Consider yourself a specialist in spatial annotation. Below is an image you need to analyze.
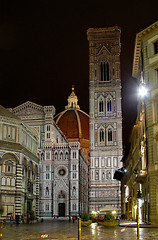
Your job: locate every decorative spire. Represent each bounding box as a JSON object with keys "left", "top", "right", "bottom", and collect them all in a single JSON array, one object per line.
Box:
[{"left": 65, "top": 86, "right": 80, "bottom": 109}]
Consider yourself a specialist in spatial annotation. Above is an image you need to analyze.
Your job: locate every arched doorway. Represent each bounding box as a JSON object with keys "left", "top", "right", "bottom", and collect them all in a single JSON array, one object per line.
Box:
[
  {"left": 58, "top": 203, "right": 65, "bottom": 217},
  {"left": 58, "top": 191, "right": 66, "bottom": 217}
]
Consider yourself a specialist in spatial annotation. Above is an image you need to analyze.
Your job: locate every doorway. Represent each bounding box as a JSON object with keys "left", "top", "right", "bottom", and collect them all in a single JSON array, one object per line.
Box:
[{"left": 58, "top": 203, "right": 65, "bottom": 217}]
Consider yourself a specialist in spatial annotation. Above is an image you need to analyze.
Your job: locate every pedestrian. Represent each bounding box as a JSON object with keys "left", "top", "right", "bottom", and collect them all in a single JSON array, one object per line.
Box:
[
  {"left": 72, "top": 216, "right": 75, "bottom": 223},
  {"left": 10, "top": 214, "right": 14, "bottom": 226}
]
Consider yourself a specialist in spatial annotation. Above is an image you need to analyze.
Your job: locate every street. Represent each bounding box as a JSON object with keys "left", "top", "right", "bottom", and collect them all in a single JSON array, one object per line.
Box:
[{"left": 2, "top": 220, "right": 158, "bottom": 240}]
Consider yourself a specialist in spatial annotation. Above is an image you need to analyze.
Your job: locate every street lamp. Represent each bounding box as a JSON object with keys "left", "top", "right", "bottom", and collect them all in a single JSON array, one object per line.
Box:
[
  {"left": 137, "top": 190, "right": 142, "bottom": 239},
  {"left": 138, "top": 84, "right": 148, "bottom": 98}
]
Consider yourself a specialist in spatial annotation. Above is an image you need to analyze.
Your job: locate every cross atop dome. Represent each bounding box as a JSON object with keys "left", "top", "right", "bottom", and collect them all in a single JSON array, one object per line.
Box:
[{"left": 65, "top": 85, "right": 80, "bottom": 110}]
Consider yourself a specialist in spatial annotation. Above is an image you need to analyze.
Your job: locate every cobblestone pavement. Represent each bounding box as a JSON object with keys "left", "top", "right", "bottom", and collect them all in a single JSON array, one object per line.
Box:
[{"left": 2, "top": 221, "right": 158, "bottom": 240}]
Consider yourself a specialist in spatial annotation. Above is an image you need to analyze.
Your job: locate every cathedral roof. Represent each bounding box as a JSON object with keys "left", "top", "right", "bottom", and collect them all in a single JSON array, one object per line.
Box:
[
  {"left": 0, "top": 105, "right": 20, "bottom": 120},
  {"left": 55, "top": 87, "right": 89, "bottom": 141}
]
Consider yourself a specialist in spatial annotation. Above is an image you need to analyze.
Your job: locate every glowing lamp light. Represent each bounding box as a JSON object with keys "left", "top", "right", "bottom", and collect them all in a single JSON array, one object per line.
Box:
[
  {"left": 138, "top": 85, "right": 148, "bottom": 98},
  {"left": 92, "top": 211, "right": 97, "bottom": 215},
  {"left": 112, "top": 211, "right": 116, "bottom": 214}
]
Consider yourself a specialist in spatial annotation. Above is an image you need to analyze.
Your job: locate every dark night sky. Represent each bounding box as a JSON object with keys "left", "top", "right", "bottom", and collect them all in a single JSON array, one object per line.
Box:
[{"left": 0, "top": 0, "right": 157, "bottom": 146}]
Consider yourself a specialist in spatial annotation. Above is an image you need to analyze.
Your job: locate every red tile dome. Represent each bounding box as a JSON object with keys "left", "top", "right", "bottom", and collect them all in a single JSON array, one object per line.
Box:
[
  {"left": 56, "top": 108, "right": 89, "bottom": 141},
  {"left": 55, "top": 87, "right": 89, "bottom": 160}
]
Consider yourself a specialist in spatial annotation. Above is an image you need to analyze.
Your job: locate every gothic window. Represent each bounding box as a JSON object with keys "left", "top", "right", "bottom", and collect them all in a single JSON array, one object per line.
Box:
[
  {"left": 100, "top": 62, "right": 109, "bottom": 81},
  {"left": 65, "top": 152, "right": 68, "bottom": 159},
  {"left": 60, "top": 152, "right": 63, "bottom": 160},
  {"left": 106, "top": 171, "right": 111, "bottom": 179},
  {"left": 99, "top": 100, "right": 104, "bottom": 112},
  {"left": 99, "top": 129, "right": 105, "bottom": 143},
  {"left": 107, "top": 99, "right": 112, "bottom": 112},
  {"left": 102, "top": 171, "right": 105, "bottom": 180},
  {"left": 54, "top": 152, "right": 58, "bottom": 160},
  {"left": 72, "top": 186, "right": 76, "bottom": 195},
  {"left": 41, "top": 153, "right": 44, "bottom": 160},
  {"left": 108, "top": 129, "right": 113, "bottom": 142}
]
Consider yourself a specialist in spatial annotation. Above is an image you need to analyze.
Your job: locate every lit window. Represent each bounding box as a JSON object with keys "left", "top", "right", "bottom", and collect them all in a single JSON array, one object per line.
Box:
[{"left": 99, "top": 129, "right": 104, "bottom": 143}]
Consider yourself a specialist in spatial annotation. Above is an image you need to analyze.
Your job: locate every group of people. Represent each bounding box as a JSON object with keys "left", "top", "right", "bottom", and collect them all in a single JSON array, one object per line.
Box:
[{"left": 10, "top": 214, "right": 20, "bottom": 226}]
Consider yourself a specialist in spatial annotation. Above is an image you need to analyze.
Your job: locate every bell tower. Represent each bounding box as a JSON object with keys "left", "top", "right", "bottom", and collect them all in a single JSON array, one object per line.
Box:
[{"left": 87, "top": 27, "right": 123, "bottom": 213}]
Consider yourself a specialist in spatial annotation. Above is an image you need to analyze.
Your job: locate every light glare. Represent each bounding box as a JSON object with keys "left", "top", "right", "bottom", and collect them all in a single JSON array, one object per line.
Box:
[{"left": 138, "top": 85, "right": 148, "bottom": 97}]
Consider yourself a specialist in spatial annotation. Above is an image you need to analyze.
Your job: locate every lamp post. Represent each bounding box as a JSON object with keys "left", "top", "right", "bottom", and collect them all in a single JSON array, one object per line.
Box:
[{"left": 137, "top": 190, "right": 142, "bottom": 239}]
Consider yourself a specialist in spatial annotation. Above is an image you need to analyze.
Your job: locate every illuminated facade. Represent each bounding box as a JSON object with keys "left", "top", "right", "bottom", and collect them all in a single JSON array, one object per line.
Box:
[
  {"left": 0, "top": 105, "right": 39, "bottom": 221},
  {"left": 87, "top": 27, "right": 123, "bottom": 213},
  {"left": 11, "top": 89, "right": 89, "bottom": 220},
  {"left": 132, "top": 20, "right": 158, "bottom": 224},
  {"left": 121, "top": 20, "right": 158, "bottom": 224}
]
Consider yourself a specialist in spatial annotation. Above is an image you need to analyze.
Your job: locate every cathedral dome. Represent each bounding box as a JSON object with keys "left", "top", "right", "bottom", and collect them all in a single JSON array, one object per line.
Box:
[
  {"left": 56, "top": 108, "right": 89, "bottom": 141},
  {"left": 55, "top": 87, "right": 89, "bottom": 159}
]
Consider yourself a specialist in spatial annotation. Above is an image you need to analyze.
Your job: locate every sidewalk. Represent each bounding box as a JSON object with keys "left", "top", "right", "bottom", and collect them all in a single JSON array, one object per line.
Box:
[{"left": 119, "top": 220, "right": 158, "bottom": 228}]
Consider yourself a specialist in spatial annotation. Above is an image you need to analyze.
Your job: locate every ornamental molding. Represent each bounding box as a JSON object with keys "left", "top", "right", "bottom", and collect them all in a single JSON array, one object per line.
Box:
[{"left": 11, "top": 101, "right": 56, "bottom": 116}]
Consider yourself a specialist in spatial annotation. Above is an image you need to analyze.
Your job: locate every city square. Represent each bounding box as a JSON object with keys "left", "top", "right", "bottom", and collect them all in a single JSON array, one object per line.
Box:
[{"left": 2, "top": 220, "right": 158, "bottom": 240}]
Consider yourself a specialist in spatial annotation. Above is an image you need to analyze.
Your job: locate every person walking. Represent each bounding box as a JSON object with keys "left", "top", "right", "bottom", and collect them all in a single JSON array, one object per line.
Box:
[{"left": 10, "top": 214, "right": 14, "bottom": 226}]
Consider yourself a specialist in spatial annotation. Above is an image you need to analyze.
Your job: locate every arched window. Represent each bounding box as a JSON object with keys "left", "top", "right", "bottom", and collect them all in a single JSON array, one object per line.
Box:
[
  {"left": 1, "top": 177, "right": 6, "bottom": 185},
  {"left": 102, "top": 171, "right": 105, "bottom": 180},
  {"left": 72, "top": 186, "right": 76, "bottom": 196},
  {"left": 60, "top": 152, "right": 63, "bottom": 160},
  {"left": 46, "top": 187, "right": 49, "bottom": 196},
  {"left": 99, "top": 100, "right": 103, "bottom": 112},
  {"left": 107, "top": 99, "right": 112, "bottom": 112},
  {"left": 100, "top": 62, "right": 109, "bottom": 81},
  {"left": 65, "top": 152, "right": 68, "bottom": 159},
  {"left": 54, "top": 152, "right": 58, "bottom": 160},
  {"left": 5, "top": 160, "right": 13, "bottom": 173},
  {"left": 108, "top": 129, "right": 113, "bottom": 142},
  {"left": 99, "top": 129, "right": 104, "bottom": 143}
]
